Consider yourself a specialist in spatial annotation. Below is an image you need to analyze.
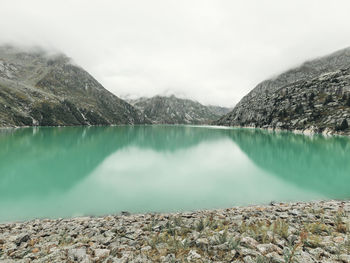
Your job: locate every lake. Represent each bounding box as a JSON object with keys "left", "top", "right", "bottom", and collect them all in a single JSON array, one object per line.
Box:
[{"left": 1, "top": 125, "right": 350, "bottom": 222}]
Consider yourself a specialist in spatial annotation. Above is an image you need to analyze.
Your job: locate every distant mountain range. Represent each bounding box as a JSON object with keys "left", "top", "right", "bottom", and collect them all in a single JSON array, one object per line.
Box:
[
  {"left": 0, "top": 45, "right": 231, "bottom": 127},
  {"left": 0, "top": 45, "right": 147, "bottom": 127},
  {"left": 217, "top": 47, "right": 350, "bottom": 135},
  {"left": 3, "top": 44, "right": 350, "bottom": 135},
  {"left": 128, "top": 95, "right": 231, "bottom": 124}
]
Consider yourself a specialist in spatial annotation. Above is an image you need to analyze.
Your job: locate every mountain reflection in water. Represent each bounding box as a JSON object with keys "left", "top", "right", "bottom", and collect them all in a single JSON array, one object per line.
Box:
[{"left": 0, "top": 126, "right": 349, "bottom": 222}]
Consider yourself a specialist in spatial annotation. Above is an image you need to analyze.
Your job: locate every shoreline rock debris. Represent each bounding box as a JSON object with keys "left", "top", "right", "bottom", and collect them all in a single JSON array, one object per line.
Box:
[{"left": 0, "top": 200, "right": 350, "bottom": 262}]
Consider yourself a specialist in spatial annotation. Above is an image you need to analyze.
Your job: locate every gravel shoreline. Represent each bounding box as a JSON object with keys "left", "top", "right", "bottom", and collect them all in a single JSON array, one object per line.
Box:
[{"left": 1, "top": 200, "right": 350, "bottom": 263}]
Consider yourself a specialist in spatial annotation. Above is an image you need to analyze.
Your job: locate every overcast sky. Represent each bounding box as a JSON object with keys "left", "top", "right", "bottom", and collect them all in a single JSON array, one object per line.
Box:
[{"left": 1, "top": 0, "right": 350, "bottom": 107}]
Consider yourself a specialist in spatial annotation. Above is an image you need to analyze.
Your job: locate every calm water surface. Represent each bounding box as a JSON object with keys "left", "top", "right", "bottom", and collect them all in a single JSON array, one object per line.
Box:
[{"left": 1, "top": 125, "right": 350, "bottom": 222}]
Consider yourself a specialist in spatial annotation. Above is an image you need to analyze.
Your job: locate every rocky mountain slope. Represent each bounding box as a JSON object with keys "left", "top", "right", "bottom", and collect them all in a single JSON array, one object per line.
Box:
[
  {"left": 0, "top": 45, "right": 147, "bottom": 127},
  {"left": 129, "top": 95, "right": 230, "bottom": 124},
  {"left": 206, "top": 105, "right": 232, "bottom": 116},
  {"left": 217, "top": 47, "right": 350, "bottom": 135}
]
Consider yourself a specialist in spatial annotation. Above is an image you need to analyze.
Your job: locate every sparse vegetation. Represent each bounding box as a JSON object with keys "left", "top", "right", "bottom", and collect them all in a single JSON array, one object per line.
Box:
[
  {"left": 273, "top": 219, "right": 289, "bottom": 240},
  {"left": 1, "top": 199, "right": 350, "bottom": 262}
]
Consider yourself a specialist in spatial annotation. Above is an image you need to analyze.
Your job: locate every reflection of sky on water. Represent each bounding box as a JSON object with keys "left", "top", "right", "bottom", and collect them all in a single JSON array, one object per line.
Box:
[
  {"left": 0, "top": 134, "right": 325, "bottom": 225},
  {"left": 72, "top": 140, "right": 323, "bottom": 213}
]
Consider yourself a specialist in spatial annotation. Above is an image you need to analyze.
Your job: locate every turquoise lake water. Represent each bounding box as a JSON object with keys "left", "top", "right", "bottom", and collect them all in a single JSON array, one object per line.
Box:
[{"left": 1, "top": 125, "right": 350, "bottom": 222}]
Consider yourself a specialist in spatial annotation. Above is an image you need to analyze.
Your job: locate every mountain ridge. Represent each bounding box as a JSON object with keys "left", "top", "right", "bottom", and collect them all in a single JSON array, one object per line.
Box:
[
  {"left": 237, "top": 47, "right": 350, "bottom": 108},
  {"left": 216, "top": 47, "right": 350, "bottom": 135},
  {"left": 0, "top": 45, "right": 148, "bottom": 127},
  {"left": 129, "top": 95, "right": 231, "bottom": 124}
]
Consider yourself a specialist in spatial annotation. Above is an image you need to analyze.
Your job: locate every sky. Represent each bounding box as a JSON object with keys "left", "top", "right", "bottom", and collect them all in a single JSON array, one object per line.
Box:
[{"left": 1, "top": 0, "right": 350, "bottom": 107}]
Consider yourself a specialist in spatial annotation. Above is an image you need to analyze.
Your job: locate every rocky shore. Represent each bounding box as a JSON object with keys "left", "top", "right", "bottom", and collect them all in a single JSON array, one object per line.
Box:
[{"left": 1, "top": 200, "right": 350, "bottom": 263}]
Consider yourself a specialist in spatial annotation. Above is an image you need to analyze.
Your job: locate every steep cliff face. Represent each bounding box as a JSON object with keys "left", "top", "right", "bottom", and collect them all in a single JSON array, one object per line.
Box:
[
  {"left": 129, "top": 95, "right": 229, "bottom": 124},
  {"left": 217, "top": 47, "right": 350, "bottom": 135},
  {"left": 0, "top": 45, "right": 147, "bottom": 127}
]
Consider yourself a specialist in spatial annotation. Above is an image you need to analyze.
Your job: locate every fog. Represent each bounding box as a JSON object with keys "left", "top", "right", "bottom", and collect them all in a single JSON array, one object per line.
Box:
[{"left": 1, "top": 0, "right": 350, "bottom": 106}]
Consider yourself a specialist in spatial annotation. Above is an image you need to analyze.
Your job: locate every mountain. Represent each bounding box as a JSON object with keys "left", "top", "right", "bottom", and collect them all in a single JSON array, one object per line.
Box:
[
  {"left": 206, "top": 105, "right": 232, "bottom": 116},
  {"left": 0, "top": 45, "right": 147, "bottom": 127},
  {"left": 129, "top": 95, "right": 230, "bottom": 124},
  {"left": 216, "top": 47, "right": 350, "bottom": 135}
]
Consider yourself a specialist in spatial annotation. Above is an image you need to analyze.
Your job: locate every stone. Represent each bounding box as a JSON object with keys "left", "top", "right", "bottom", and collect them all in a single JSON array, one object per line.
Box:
[
  {"left": 296, "top": 251, "right": 317, "bottom": 263},
  {"left": 161, "top": 253, "right": 176, "bottom": 263},
  {"left": 333, "top": 236, "right": 344, "bottom": 243},
  {"left": 15, "top": 234, "right": 30, "bottom": 246},
  {"left": 32, "top": 247, "right": 40, "bottom": 253},
  {"left": 243, "top": 255, "right": 255, "bottom": 263},
  {"left": 240, "top": 247, "right": 260, "bottom": 257},
  {"left": 196, "top": 238, "right": 209, "bottom": 247},
  {"left": 339, "top": 254, "right": 350, "bottom": 263},
  {"left": 94, "top": 248, "right": 110, "bottom": 259},
  {"left": 140, "top": 246, "right": 152, "bottom": 252},
  {"left": 241, "top": 236, "right": 259, "bottom": 248},
  {"left": 213, "top": 243, "right": 228, "bottom": 251},
  {"left": 289, "top": 209, "right": 300, "bottom": 216},
  {"left": 68, "top": 248, "right": 89, "bottom": 261},
  {"left": 187, "top": 250, "right": 201, "bottom": 261},
  {"left": 121, "top": 211, "right": 131, "bottom": 216},
  {"left": 257, "top": 243, "right": 282, "bottom": 255},
  {"left": 266, "top": 252, "right": 284, "bottom": 263}
]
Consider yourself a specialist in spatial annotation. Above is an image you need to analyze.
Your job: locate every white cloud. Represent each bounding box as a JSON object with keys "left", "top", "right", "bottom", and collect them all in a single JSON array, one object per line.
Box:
[{"left": 1, "top": 0, "right": 350, "bottom": 106}]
